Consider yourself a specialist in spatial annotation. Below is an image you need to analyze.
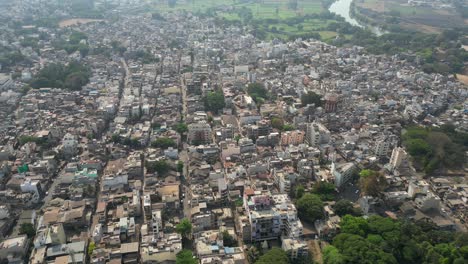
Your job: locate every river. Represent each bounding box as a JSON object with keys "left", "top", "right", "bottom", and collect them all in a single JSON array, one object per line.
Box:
[{"left": 328, "top": 0, "right": 386, "bottom": 36}]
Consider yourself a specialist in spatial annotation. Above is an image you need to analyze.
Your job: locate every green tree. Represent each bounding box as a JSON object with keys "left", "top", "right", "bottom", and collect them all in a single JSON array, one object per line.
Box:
[
  {"left": 296, "top": 193, "right": 324, "bottom": 223},
  {"left": 255, "top": 247, "right": 288, "bottom": 264},
  {"left": 203, "top": 91, "right": 225, "bottom": 114},
  {"left": 151, "top": 137, "right": 176, "bottom": 149},
  {"left": 323, "top": 245, "right": 346, "bottom": 264},
  {"left": 281, "top": 124, "right": 295, "bottom": 131},
  {"left": 340, "top": 215, "right": 369, "bottom": 237},
  {"left": 176, "top": 249, "right": 198, "bottom": 264},
  {"left": 222, "top": 231, "right": 238, "bottom": 247},
  {"left": 332, "top": 233, "right": 397, "bottom": 264},
  {"left": 19, "top": 223, "right": 36, "bottom": 238},
  {"left": 247, "top": 83, "right": 268, "bottom": 103},
  {"left": 333, "top": 199, "right": 360, "bottom": 216},
  {"left": 146, "top": 160, "right": 170, "bottom": 175},
  {"left": 301, "top": 91, "right": 323, "bottom": 107},
  {"left": 312, "top": 181, "right": 336, "bottom": 201},
  {"left": 174, "top": 123, "right": 188, "bottom": 135},
  {"left": 406, "top": 139, "right": 432, "bottom": 156},
  {"left": 177, "top": 161, "right": 184, "bottom": 173},
  {"left": 359, "top": 169, "right": 387, "bottom": 197},
  {"left": 295, "top": 185, "right": 305, "bottom": 199},
  {"left": 176, "top": 218, "right": 192, "bottom": 238},
  {"left": 88, "top": 241, "right": 95, "bottom": 256},
  {"left": 271, "top": 117, "right": 284, "bottom": 130}
]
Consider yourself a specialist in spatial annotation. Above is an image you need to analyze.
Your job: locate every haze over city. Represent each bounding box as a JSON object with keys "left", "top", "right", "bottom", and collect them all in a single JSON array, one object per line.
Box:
[{"left": 0, "top": 0, "right": 467, "bottom": 264}]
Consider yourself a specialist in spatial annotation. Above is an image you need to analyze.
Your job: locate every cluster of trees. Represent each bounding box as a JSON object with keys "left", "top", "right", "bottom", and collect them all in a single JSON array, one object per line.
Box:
[
  {"left": 145, "top": 160, "right": 170, "bottom": 175},
  {"left": 110, "top": 41, "right": 127, "bottom": 56},
  {"left": 175, "top": 218, "right": 192, "bottom": 238},
  {"left": 19, "top": 223, "right": 36, "bottom": 238},
  {"left": 69, "top": 0, "right": 103, "bottom": 18},
  {"left": 324, "top": 215, "right": 468, "bottom": 264},
  {"left": 255, "top": 248, "right": 289, "bottom": 264},
  {"left": 402, "top": 126, "right": 466, "bottom": 174},
  {"left": 0, "top": 51, "right": 28, "bottom": 70},
  {"left": 30, "top": 62, "right": 90, "bottom": 90},
  {"left": 247, "top": 83, "right": 268, "bottom": 104},
  {"left": 301, "top": 91, "right": 323, "bottom": 107},
  {"left": 151, "top": 137, "right": 177, "bottom": 149},
  {"left": 312, "top": 181, "right": 336, "bottom": 201},
  {"left": 271, "top": 117, "right": 295, "bottom": 132},
  {"left": 19, "top": 135, "right": 46, "bottom": 146},
  {"left": 132, "top": 49, "right": 159, "bottom": 64},
  {"left": 333, "top": 199, "right": 362, "bottom": 217},
  {"left": 222, "top": 230, "right": 238, "bottom": 247},
  {"left": 110, "top": 134, "right": 141, "bottom": 148},
  {"left": 203, "top": 91, "right": 225, "bottom": 114},
  {"left": 249, "top": 246, "right": 311, "bottom": 264},
  {"left": 176, "top": 249, "right": 198, "bottom": 264},
  {"left": 53, "top": 31, "right": 90, "bottom": 57},
  {"left": 296, "top": 193, "right": 324, "bottom": 223},
  {"left": 335, "top": 27, "right": 468, "bottom": 74},
  {"left": 174, "top": 123, "right": 188, "bottom": 135},
  {"left": 358, "top": 169, "right": 387, "bottom": 197}
]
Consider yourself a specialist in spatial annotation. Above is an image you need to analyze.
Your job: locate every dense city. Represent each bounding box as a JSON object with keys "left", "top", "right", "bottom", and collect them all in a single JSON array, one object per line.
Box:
[{"left": 0, "top": 0, "right": 467, "bottom": 264}]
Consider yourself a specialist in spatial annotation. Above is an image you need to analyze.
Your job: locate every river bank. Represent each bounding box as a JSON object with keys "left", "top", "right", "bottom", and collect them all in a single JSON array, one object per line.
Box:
[{"left": 328, "top": 0, "right": 386, "bottom": 36}]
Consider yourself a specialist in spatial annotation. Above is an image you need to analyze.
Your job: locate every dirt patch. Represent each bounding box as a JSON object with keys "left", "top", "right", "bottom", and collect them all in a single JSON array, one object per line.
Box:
[
  {"left": 399, "top": 21, "right": 441, "bottom": 34},
  {"left": 308, "top": 240, "right": 324, "bottom": 264},
  {"left": 358, "top": 0, "right": 386, "bottom": 13},
  {"left": 456, "top": 74, "right": 468, "bottom": 86},
  {"left": 59, "top": 18, "right": 105, "bottom": 28}
]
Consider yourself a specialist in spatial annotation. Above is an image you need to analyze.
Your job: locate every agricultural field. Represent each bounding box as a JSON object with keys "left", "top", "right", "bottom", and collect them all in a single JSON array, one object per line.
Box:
[
  {"left": 151, "top": 0, "right": 324, "bottom": 17},
  {"left": 354, "top": 0, "right": 466, "bottom": 33},
  {"left": 150, "top": 0, "right": 340, "bottom": 41}
]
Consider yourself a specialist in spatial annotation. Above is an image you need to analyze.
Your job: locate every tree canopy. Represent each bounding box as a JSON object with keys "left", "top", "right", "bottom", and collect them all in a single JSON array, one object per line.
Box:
[
  {"left": 312, "top": 181, "right": 336, "bottom": 201},
  {"left": 247, "top": 83, "right": 268, "bottom": 103},
  {"left": 19, "top": 223, "right": 36, "bottom": 238},
  {"left": 324, "top": 215, "right": 468, "bottom": 264},
  {"left": 222, "top": 231, "right": 238, "bottom": 247},
  {"left": 176, "top": 218, "right": 192, "bottom": 238},
  {"left": 301, "top": 91, "right": 323, "bottom": 107},
  {"left": 358, "top": 169, "right": 387, "bottom": 197},
  {"left": 30, "top": 62, "right": 90, "bottom": 90},
  {"left": 296, "top": 193, "right": 324, "bottom": 223},
  {"left": 176, "top": 249, "right": 198, "bottom": 264},
  {"left": 174, "top": 123, "right": 188, "bottom": 135},
  {"left": 151, "top": 137, "right": 177, "bottom": 149},
  {"left": 146, "top": 160, "right": 170, "bottom": 175},
  {"left": 203, "top": 91, "right": 225, "bottom": 114},
  {"left": 255, "top": 247, "right": 289, "bottom": 264},
  {"left": 333, "top": 199, "right": 361, "bottom": 217},
  {"left": 402, "top": 126, "right": 466, "bottom": 174}
]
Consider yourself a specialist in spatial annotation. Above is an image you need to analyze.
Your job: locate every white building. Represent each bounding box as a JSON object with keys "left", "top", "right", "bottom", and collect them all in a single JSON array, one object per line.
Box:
[
  {"left": 62, "top": 133, "right": 78, "bottom": 157},
  {"left": 388, "top": 147, "right": 407, "bottom": 171},
  {"left": 332, "top": 162, "right": 356, "bottom": 188},
  {"left": 282, "top": 238, "right": 309, "bottom": 261},
  {"left": 164, "top": 147, "right": 178, "bottom": 159},
  {"left": 375, "top": 138, "right": 390, "bottom": 157},
  {"left": 305, "top": 122, "right": 330, "bottom": 146}
]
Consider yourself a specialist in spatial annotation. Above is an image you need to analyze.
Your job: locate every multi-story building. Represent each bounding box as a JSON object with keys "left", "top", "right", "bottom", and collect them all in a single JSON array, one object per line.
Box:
[
  {"left": 188, "top": 121, "right": 212, "bottom": 145},
  {"left": 332, "top": 161, "right": 356, "bottom": 188},
  {"left": 282, "top": 238, "right": 309, "bottom": 261},
  {"left": 374, "top": 138, "right": 390, "bottom": 158},
  {"left": 62, "top": 133, "right": 78, "bottom": 158},
  {"left": 388, "top": 147, "right": 407, "bottom": 171},
  {"left": 305, "top": 122, "right": 330, "bottom": 146},
  {"left": 244, "top": 191, "right": 303, "bottom": 242},
  {"left": 280, "top": 130, "right": 305, "bottom": 146}
]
